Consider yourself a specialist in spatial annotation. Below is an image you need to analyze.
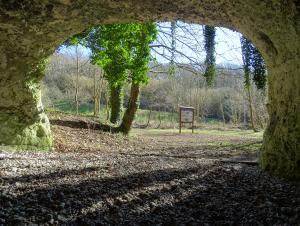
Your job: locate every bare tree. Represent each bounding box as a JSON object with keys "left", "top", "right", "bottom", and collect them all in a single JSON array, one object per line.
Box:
[{"left": 93, "top": 68, "right": 104, "bottom": 116}]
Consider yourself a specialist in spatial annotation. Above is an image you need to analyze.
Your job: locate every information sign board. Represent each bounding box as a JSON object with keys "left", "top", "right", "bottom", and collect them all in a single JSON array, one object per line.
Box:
[{"left": 179, "top": 106, "right": 194, "bottom": 133}]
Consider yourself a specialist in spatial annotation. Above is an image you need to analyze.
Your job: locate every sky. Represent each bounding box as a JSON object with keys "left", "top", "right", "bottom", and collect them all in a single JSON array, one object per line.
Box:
[
  {"left": 214, "top": 27, "right": 243, "bottom": 65},
  {"left": 152, "top": 22, "right": 243, "bottom": 66},
  {"left": 59, "top": 22, "right": 243, "bottom": 67}
]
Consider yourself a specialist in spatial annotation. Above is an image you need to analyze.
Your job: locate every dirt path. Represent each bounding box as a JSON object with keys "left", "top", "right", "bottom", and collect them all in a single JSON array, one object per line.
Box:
[{"left": 0, "top": 114, "right": 299, "bottom": 225}]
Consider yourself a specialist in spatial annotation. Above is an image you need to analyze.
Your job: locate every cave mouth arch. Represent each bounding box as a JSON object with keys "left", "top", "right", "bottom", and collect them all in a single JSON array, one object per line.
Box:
[{"left": 0, "top": 0, "right": 299, "bottom": 180}]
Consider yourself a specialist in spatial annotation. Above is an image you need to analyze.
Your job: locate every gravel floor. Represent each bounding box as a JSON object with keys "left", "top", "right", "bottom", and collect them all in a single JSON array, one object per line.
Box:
[{"left": 0, "top": 114, "right": 299, "bottom": 225}]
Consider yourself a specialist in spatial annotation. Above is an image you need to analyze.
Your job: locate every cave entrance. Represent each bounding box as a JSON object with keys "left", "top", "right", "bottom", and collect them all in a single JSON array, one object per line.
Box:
[{"left": 0, "top": 1, "right": 299, "bottom": 179}]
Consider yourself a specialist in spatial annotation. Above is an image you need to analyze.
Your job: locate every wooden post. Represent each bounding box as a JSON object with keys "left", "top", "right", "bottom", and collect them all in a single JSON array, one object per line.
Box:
[
  {"left": 179, "top": 108, "right": 181, "bottom": 133},
  {"left": 192, "top": 108, "right": 194, "bottom": 133}
]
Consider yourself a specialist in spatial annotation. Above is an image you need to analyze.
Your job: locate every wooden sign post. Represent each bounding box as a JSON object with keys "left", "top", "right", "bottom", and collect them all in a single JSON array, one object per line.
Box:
[{"left": 179, "top": 106, "right": 194, "bottom": 133}]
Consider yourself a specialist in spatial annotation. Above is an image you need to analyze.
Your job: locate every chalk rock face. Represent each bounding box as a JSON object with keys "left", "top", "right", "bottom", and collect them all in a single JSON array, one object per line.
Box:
[
  {"left": 0, "top": 0, "right": 299, "bottom": 179},
  {"left": 0, "top": 55, "right": 52, "bottom": 150}
]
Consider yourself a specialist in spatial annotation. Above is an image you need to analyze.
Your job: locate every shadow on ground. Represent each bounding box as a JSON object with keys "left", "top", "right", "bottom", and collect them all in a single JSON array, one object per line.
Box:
[
  {"left": 50, "top": 119, "right": 112, "bottom": 132},
  {"left": 1, "top": 163, "right": 299, "bottom": 225},
  {"left": 117, "top": 141, "right": 262, "bottom": 161}
]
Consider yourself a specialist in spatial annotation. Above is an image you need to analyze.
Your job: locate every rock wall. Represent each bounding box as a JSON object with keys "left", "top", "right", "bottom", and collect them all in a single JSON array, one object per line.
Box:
[{"left": 0, "top": 0, "right": 299, "bottom": 178}]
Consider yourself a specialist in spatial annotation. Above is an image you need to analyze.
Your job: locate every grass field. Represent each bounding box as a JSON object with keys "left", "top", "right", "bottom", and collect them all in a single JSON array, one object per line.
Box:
[
  {"left": 139, "top": 128, "right": 264, "bottom": 138},
  {"left": 46, "top": 101, "right": 256, "bottom": 131}
]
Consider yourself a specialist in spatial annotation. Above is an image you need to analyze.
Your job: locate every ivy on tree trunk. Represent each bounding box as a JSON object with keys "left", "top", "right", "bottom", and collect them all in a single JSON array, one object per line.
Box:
[
  {"left": 203, "top": 25, "right": 216, "bottom": 87},
  {"left": 109, "top": 84, "right": 123, "bottom": 124},
  {"left": 240, "top": 35, "right": 266, "bottom": 132},
  {"left": 240, "top": 35, "right": 267, "bottom": 90},
  {"left": 117, "top": 82, "right": 140, "bottom": 134}
]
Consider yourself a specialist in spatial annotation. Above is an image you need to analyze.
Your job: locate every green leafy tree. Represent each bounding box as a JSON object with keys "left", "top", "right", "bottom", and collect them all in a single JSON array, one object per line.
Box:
[
  {"left": 87, "top": 25, "right": 132, "bottom": 123},
  {"left": 70, "top": 22, "right": 157, "bottom": 132},
  {"left": 118, "top": 22, "right": 157, "bottom": 134}
]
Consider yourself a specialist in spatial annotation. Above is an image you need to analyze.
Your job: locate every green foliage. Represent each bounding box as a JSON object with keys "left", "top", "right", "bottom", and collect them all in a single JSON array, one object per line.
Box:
[
  {"left": 74, "top": 22, "right": 157, "bottom": 86},
  {"left": 240, "top": 35, "right": 267, "bottom": 90},
  {"left": 68, "top": 22, "right": 157, "bottom": 124},
  {"left": 129, "top": 23, "right": 158, "bottom": 84},
  {"left": 203, "top": 25, "right": 216, "bottom": 87},
  {"left": 240, "top": 36, "right": 252, "bottom": 88},
  {"left": 48, "top": 101, "right": 94, "bottom": 115},
  {"left": 252, "top": 48, "right": 267, "bottom": 89}
]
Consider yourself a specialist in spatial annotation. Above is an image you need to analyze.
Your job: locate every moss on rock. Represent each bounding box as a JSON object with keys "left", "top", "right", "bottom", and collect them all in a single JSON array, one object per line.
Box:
[
  {"left": 0, "top": 52, "right": 52, "bottom": 151},
  {"left": 0, "top": 112, "right": 52, "bottom": 151},
  {"left": 260, "top": 58, "right": 300, "bottom": 181}
]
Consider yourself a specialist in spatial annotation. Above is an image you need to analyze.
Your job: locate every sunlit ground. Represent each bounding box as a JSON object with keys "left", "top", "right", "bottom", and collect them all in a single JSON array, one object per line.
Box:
[{"left": 1, "top": 114, "right": 299, "bottom": 225}]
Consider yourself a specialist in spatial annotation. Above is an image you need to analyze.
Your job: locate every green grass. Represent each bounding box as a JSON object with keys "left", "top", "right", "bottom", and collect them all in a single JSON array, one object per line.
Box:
[
  {"left": 140, "top": 128, "right": 263, "bottom": 138},
  {"left": 47, "top": 101, "right": 95, "bottom": 115},
  {"left": 46, "top": 102, "right": 178, "bottom": 124},
  {"left": 203, "top": 140, "right": 262, "bottom": 150},
  {"left": 46, "top": 101, "right": 110, "bottom": 121},
  {"left": 46, "top": 102, "right": 265, "bottom": 135},
  {"left": 134, "top": 109, "right": 177, "bottom": 124},
  {"left": 131, "top": 127, "right": 263, "bottom": 155}
]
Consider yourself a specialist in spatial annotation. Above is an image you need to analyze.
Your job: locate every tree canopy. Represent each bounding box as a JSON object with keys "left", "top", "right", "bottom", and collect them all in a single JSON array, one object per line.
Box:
[
  {"left": 72, "top": 22, "right": 157, "bottom": 87},
  {"left": 68, "top": 22, "right": 157, "bottom": 124}
]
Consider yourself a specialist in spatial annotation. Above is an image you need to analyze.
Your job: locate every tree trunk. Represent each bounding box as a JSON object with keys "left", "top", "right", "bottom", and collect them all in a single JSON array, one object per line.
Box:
[
  {"left": 93, "top": 69, "right": 103, "bottom": 117},
  {"left": 109, "top": 84, "right": 122, "bottom": 124},
  {"left": 105, "top": 89, "right": 110, "bottom": 121},
  {"left": 98, "top": 81, "right": 103, "bottom": 114},
  {"left": 145, "top": 109, "right": 152, "bottom": 127},
  {"left": 246, "top": 84, "right": 257, "bottom": 132},
  {"left": 94, "top": 96, "right": 100, "bottom": 116},
  {"left": 117, "top": 82, "right": 140, "bottom": 134},
  {"left": 93, "top": 69, "right": 98, "bottom": 116},
  {"left": 156, "top": 107, "right": 162, "bottom": 129},
  {"left": 220, "top": 102, "right": 225, "bottom": 127},
  {"left": 243, "top": 99, "right": 247, "bottom": 128},
  {"left": 75, "top": 45, "right": 79, "bottom": 115}
]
